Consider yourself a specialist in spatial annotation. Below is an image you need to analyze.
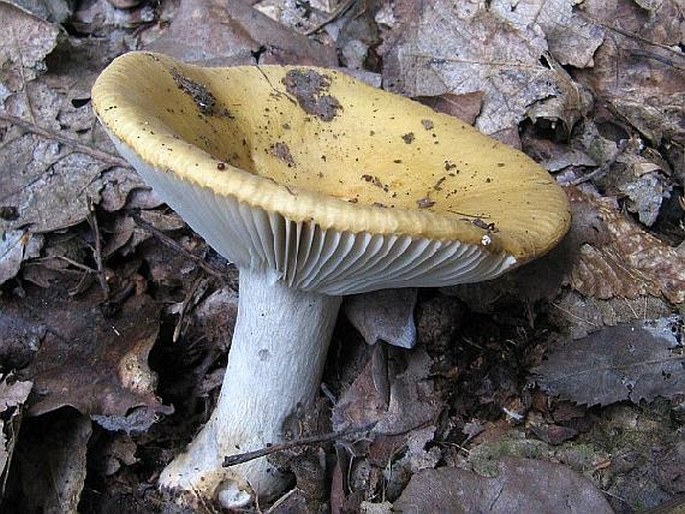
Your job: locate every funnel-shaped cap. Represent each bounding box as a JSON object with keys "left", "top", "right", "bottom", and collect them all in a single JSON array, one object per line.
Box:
[{"left": 92, "top": 52, "right": 571, "bottom": 294}]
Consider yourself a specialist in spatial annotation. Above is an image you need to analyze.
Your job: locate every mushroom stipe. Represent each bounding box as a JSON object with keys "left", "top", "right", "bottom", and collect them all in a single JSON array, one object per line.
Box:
[{"left": 92, "top": 51, "right": 571, "bottom": 508}]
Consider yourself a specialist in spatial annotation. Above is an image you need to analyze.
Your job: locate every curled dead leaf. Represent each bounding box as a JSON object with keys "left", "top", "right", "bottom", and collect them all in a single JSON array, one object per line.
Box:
[{"left": 6, "top": 286, "right": 172, "bottom": 433}]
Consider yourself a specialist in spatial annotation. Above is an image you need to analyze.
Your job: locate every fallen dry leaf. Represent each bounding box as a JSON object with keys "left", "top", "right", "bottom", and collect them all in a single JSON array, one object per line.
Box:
[
  {"left": 380, "top": 1, "right": 591, "bottom": 142},
  {"left": 415, "top": 91, "right": 484, "bottom": 126},
  {"left": 71, "top": 0, "right": 156, "bottom": 33},
  {"left": 0, "top": 303, "right": 46, "bottom": 371},
  {"left": 572, "top": 124, "right": 674, "bottom": 228},
  {"left": 5, "top": 0, "right": 73, "bottom": 22},
  {"left": 0, "top": 138, "right": 107, "bottom": 233},
  {"left": 0, "top": 376, "right": 33, "bottom": 412},
  {"left": 381, "top": 425, "right": 441, "bottom": 499},
  {"left": 344, "top": 289, "right": 418, "bottom": 349},
  {"left": 0, "top": 374, "right": 32, "bottom": 500},
  {"left": 102, "top": 210, "right": 185, "bottom": 258},
  {"left": 0, "top": 230, "right": 42, "bottom": 285},
  {"left": 532, "top": 316, "right": 684, "bottom": 407},
  {"left": 0, "top": 3, "right": 60, "bottom": 90},
  {"left": 415, "top": 294, "right": 464, "bottom": 351},
  {"left": 0, "top": 3, "right": 111, "bottom": 239},
  {"left": 255, "top": 0, "right": 348, "bottom": 35},
  {"left": 101, "top": 433, "right": 139, "bottom": 476},
  {"left": 332, "top": 344, "right": 390, "bottom": 432},
  {"left": 619, "top": 170, "right": 671, "bottom": 227},
  {"left": 1, "top": 91, "right": 124, "bottom": 238},
  {"left": 5, "top": 286, "right": 172, "bottom": 432},
  {"left": 1, "top": 5, "right": 132, "bottom": 236},
  {"left": 332, "top": 347, "right": 443, "bottom": 435},
  {"left": 530, "top": 423, "right": 579, "bottom": 446},
  {"left": 98, "top": 167, "right": 151, "bottom": 213},
  {"left": 566, "top": 187, "right": 685, "bottom": 304},
  {"left": 360, "top": 500, "right": 393, "bottom": 514},
  {"left": 13, "top": 411, "right": 92, "bottom": 513},
  {"left": 188, "top": 285, "right": 239, "bottom": 352},
  {"left": 551, "top": 290, "right": 674, "bottom": 340},
  {"left": 145, "top": 0, "right": 337, "bottom": 66},
  {"left": 575, "top": 0, "right": 684, "bottom": 146},
  {"left": 393, "top": 457, "right": 614, "bottom": 513},
  {"left": 536, "top": 146, "right": 598, "bottom": 174},
  {"left": 492, "top": 0, "right": 605, "bottom": 69}
]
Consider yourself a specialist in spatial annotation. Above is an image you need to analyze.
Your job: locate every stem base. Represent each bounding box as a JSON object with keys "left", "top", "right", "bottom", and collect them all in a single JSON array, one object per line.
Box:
[{"left": 159, "top": 270, "right": 341, "bottom": 507}]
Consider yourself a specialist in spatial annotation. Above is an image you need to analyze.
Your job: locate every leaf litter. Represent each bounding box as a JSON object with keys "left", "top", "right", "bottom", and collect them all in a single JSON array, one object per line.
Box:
[
  {"left": 4, "top": 284, "right": 172, "bottom": 430},
  {"left": 532, "top": 315, "right": 684, "bottom": 407},
  {"left": 0, "top": 374, "right": 32, "bottom": 501},
  {"left": 1, "top": 0, "right": 684, "bottom": 512},
  {"left": 394, "top": 458, "right": 614, "bottom": 514},
  {"left": 379, "top": 0, "right": 594, "bottom": 144}
]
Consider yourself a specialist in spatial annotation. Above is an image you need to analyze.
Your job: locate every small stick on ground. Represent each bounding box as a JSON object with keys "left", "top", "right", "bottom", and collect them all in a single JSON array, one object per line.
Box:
[
  {"left": 87, "top": 200, "right": 110, "bottom": 296},
  {"left": 173, "top": 277, "right": 210, "bottom": 343},
  {"left": 222, "top": 423, "right": 376, "bottom": 467},
  {"left": 0, "top": 114, "right": 130, "bottom": 168},
  {"left": 131, "top": 212, "right": 227, "bottom": 280},
  {"left": 304, "top": 0, "right": 357, "bottom": 36}
]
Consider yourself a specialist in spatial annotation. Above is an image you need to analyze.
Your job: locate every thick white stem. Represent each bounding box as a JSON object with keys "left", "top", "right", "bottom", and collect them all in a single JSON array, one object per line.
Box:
[{"left": 159, "top": 269, "right": 342, "bottom": 507}]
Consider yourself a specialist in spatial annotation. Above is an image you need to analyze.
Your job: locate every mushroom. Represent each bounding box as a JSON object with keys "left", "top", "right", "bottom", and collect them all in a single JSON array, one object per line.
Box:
[{"left": 91, "top": 52, "right": 571, "bottom": 507}]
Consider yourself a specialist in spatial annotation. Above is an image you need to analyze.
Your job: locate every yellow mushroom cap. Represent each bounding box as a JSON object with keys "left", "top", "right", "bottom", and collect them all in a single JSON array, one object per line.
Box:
[{"left": 92, "top": 52, "right": 571, "bottom": 294}]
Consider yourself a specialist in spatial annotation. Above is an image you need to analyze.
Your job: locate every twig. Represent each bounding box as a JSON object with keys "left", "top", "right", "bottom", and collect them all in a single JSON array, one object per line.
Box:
[
  {"left": 131, "top": 212, "right": 226, "bottom": 279},
  {"left": 304, "top": 0, "right": 357, "bottom": 36},
  {"left": 87, "top": 199, "right": 110, "bottom": 296},
  {"left": 173, "top": 277, "right": 210, "bottom": 343},
  {"left": 55, "top": 255, "right": 98, "bottom": 274},
  {"left": 550, "top": 301, "right": 598, "bottom": 327},
  {"left": 0, "top": 113, "right": 130, "bottom": 168},
  {"left": 222, "top": 423, "right": 376, "bottom": 467},
  {"left": 577, "top": 11, "right": 685, "bottom": 57}
]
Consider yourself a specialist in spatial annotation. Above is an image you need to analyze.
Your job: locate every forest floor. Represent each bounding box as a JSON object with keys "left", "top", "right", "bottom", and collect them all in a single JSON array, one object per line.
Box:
[{"left": 0, "top": 0, "right": 683, "bottom": 512}]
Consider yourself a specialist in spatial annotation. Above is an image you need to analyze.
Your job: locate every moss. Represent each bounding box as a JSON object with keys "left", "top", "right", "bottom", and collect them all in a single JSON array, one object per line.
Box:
[{"left": 467, "top": 430, "right": 549, "bottom": 476}]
